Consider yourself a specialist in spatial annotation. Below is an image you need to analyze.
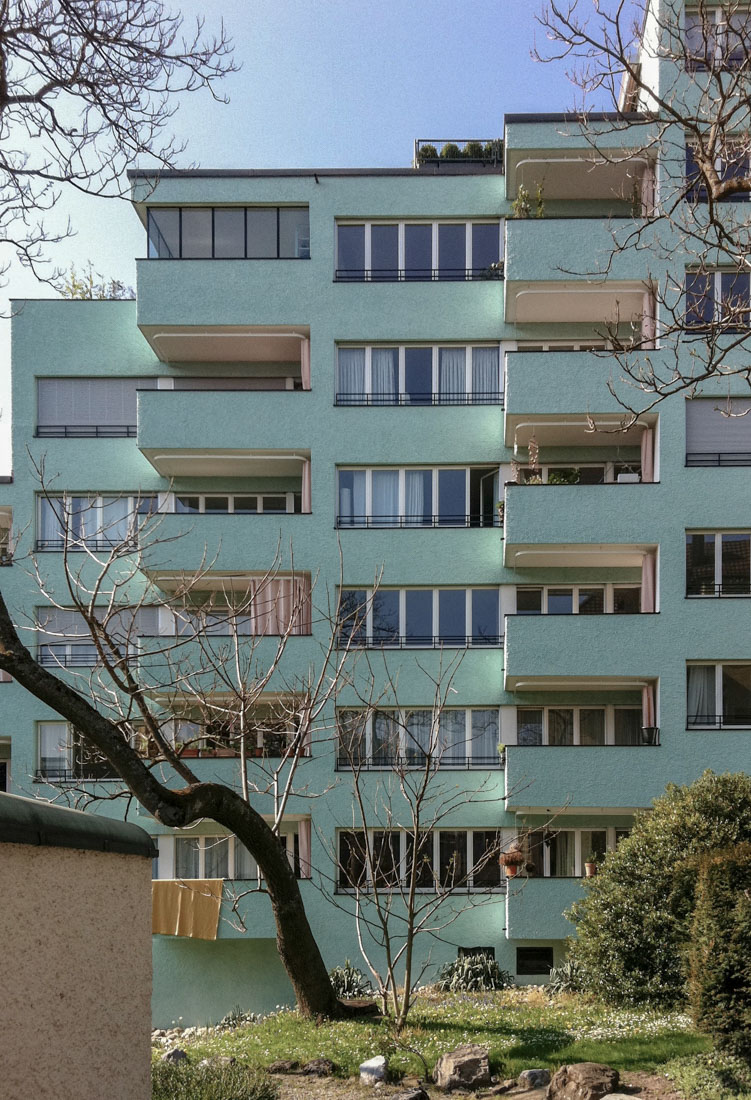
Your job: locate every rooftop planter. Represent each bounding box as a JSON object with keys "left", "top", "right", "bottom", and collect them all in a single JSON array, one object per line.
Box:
[{"left": 414, "top": 139, "right": 503, "bottom": 167}]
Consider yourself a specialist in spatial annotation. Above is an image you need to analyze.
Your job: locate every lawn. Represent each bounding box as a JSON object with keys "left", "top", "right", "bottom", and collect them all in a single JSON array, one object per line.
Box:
[{"left": 162, "top": 988, "right": 710, "bottom": 1081}]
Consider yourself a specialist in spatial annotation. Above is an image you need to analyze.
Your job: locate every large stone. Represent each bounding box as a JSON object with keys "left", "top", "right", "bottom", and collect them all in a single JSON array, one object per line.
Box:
[
  {"left": 360, "top": 1055, "right": 388, "bottom": 1085},
  {"left": 519, "top": 1068, "right": 551, "bottom": 1089},
  {"left": 161, "top": 1048, "right": 188, "bottom": 1064},
  {"left": 268, "top": 1059, "right": 300, "bottom": 1074},
  {"left": 546, "top": 1063, "right": 619, "bottom": 1100},
  {"left": 302, "top": 1058, "right": 335, "bottom": 1077},
  {"left": 433, "top": 1044, "right": 491, "bottom": 1091},
  {"left": 392, "top": 1089, "right": 429, "bottom": 1100}
]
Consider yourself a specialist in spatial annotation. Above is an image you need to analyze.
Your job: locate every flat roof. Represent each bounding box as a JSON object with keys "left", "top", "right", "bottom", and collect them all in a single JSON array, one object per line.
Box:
[
  {"left": 0, "top": 792, "right": 156, "bottom": 858},
  {"left": 504, "top": 111, "right": 650, "bottom": 124},
  {"left": 127, "top": 165, "right": 504, "bottom": 180}
]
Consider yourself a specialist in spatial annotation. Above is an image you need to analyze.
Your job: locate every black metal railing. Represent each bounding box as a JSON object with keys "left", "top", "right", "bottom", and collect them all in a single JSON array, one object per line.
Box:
[
  {"left": 336, "top": 754, "right": 504, "bottom": 771},
  {"left": 687, "top": 582, "right": 751, "bottom": 597},
  {"left": 35, "top": 538, "right": 138, "bottom": 552},
  {"left": 336, "top": 633, "right": 504, "bottom": 650},
  {"left": 38, "top": 648, "right": 98, "bottom": 668},
  {"left": 336, "top": 514, "right": 501, "bottom": 529},
  {"left": 335, "top": 266, "right": 504, "bottom": 283},
  {"left": 335, "top": 392, "right": 504, "bottom": 407},
  {"left": 36, "top": 425, "right": 137, "bottom": 438},
  {"left": 686, "top": 452, "right": 751, "bottom": 466},
  {"left": 34, "top": 767, "right": 121, "bottom": 783},
  {"left": 511, "top": 729, "right": 661, "bottom": 746},
  {"left": 414, "top": 139, "right": 503, "bottom": 166},
  {"left": 688, "top": 714, "right": 751, "bottom": 728}
]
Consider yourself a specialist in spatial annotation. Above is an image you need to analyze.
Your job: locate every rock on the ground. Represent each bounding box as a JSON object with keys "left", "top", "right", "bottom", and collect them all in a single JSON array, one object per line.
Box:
[
  {"left": 519, "top": 1068, "right": 551, "bottom": 1089},
  {"left": 392, "top": 1090, "right": 429, "bottom": 1100},
  {"left": 268, "top": 1059, "right": 301, "bottom": 1074},
  {"left": 198, "top": 1056, "right": 236, "bottom": 1068},
  {"left": 434, "top": 1044, "right": 491, "bottom": 1091},
  {"left": 161, "top": 1048, "right": 188, "bottom": 1064},
  {"left": 360, "top": 1055, "right": 388, "bottom": 1085},
  {"left": 302, "top": 1058, "right": 335, "bottom": 1077},
  {"left": 546, "top": 1063, "right": 619, "bottom": 1100},
  {"left": 490, "top": 1083, "right": 519, "bottom": 1096}
]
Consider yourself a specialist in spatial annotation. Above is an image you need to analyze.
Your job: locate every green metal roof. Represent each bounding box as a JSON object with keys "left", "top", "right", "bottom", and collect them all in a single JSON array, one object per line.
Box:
[{"left": 0, "top": 793, "right": 157, "bottom": 858}]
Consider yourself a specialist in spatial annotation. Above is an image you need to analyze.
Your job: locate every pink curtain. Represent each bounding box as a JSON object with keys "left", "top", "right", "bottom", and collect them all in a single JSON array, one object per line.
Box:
[
  {"left": 642, "top": 684, "right": 656, "bottom": 728},
  {"left": 300, "top": 702, "right": 312, "bottom": 756},
  {"left": 301, "top": 339, "right": 311, "bottom": 390},
  {"left": 641, "top": 162, "right": 656, "bottom": 216},
  {"left": 249, "top": 576, "right": 312, "bottom": 635},
  {"left": 641, "top": 552, "right": 656, "bottom": 613},
  {"left": 640, "top": 426, "right": 654, "bottom": 483},
  {"left": 302, "top": 458, "right": 312, "bottom": 514},
  {"left": 298, "top": 819, "right": 312, "bottom": 878},
  {"left": 642, "top": 290, "right": 656, "bottom": 349}
]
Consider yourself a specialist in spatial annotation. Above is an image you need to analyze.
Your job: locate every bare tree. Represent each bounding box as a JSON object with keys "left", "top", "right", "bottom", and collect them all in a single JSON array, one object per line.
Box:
[
  {"left": 58, "top": 262, "right": 134, "bottom": 299},
  {"left": 533, "top": 0, "right": 751, "bottom": 414},
  {"left": 0, "top": 0, "right": 236, "bottom": 282}
]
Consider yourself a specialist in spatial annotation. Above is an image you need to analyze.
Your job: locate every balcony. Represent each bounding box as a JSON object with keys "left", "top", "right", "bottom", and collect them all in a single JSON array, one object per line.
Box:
[
  {"left": 504, "top": 613, "right": 661, "bottom": 689},
  {"left": 139, "top": 513, "right": 311, "bottom": 575},
  {"left": 505, "top": 745, "right": 663, "bottom": 811},
  {"left": 137, "top": 390, "right": 310, "bottom": 477},
  {"left": 505, "top": 876, "right": 584, "bottom": 940},
  {"left": 504, "top": 219, "right": 648, "bottom": 323},
  {"left": 503, "top": 483, "right": 661, "bottom": 568}
]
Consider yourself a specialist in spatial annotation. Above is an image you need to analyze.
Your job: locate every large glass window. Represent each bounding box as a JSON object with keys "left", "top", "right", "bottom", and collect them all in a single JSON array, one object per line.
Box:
[
  {"left": 147, "top": 206, "right": 310, "bottom": 260},
  {"left": 438, "top": 224, "right": 466, "bottom": 280},
  {"left": 404, "top": 347, "right": 433, "bottom": 405},
  {"left": 339, "top": 587, "right": 500, "bottom": 648},
  {"left": 37, "top": 493, "right": 153, "bottom": 551},
  {"left": 335, "top": 344, "right": 500, "bottom": 405},
  {"left": 337, "top": 224, "right": 365, "bottom": 277},
  {"left": 338, "top": 829, "right": 502, "bottom": 891},
  {"left": 336, "top": 707, "right": 501, "bottom": 769},
  {"left": 336, "top": 467, "right": 499, "bottom": 528},
  {"left": 723, "top": 664, "right": 751, "bottom": 725},
  {"left": 371, "top": 224, "right": 398, "bottom": 280},
  {"left": 336, "top": 220, "right": 502, "bottom": 281},
  {"left": 516, "top": 706, "right": 644, "bottom": 746},
  {"left": 687, "top": 531, "right": 751, "bottom": 594},
  {"left": 685, "top": 270, "right": 751, "bottom": 329},
  {"left": 406, "top": 590, "right": 433, "bottom": 645},
  {"left": 405, "top": 224, "right": 432, "bottom": 280}
]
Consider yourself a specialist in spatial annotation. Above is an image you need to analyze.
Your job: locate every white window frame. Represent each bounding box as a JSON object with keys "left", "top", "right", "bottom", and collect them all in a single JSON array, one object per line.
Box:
[
  {"left": 336, "top": 466, "right": 501, "bottom": 527},
  {"left": 336, "top": 343, "right": 503, "bottom": 403},
  {"left": 514, "top": 340, "right": 610, "bottom": 352},
  {"left": 335, "top": 220, "right": 504, "bottom": 280},
  {"left": 335, "top": 707, "right": 502, "bottom": 768},
  {"left": 336, "top": 827, "right": 505, "bottom": 893},
  {"left": 514, "top": 583, "right": 642, "bottom": 615},
  {"left": 169, "top": 491, "right": 299, "bottom": 515},
  {"left": 685, "top": 6, "right": 751, "bottom": 68},
  {"left": 37, "top": 493, "right": 158, "bottom": 550},
  {"left": 526, "top": 827, "right": 621, "bottom": 878},
  {"left": 163, "top": 826, "right": 300, "bottom": 881},
  {"left": 516, "top": 462, "right": 640, "bottom": 485},
  {"left": 340, "top": 586, "right": 502, "bottom": 648},
  {"left": 686, "top": 269, "right": 751, "bottom": 326},
  {"left": 512, "top": 704, "right": 643, "bottom": 746},
  {"left": 687, "top": 660, "right": 751, "bottom": 728},
  {"left": 686, "top": 530, "right": 751, "bottom": 596}
]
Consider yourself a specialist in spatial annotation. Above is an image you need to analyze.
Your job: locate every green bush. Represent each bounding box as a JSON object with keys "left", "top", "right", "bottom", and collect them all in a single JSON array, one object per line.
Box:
[
  {"left": 152, "top": 1060, "right": 278, "bottom": 1100},
  {"left": 417, "top": 143, "right": 438, "bottom": 161},
  {"left": 328, "top": 959, "right": 373, "bottom": 999},
  {"left": 435, "top": 952, "right": 513, "bottom": 992},
  {"left": 568, "top": 771, "right": 751, "bottom": 1005},
  {"left": 439, "top": 142, "right": 462, "bottom": 159},
  {"left": 665, "top": 1051, "right": 751, "bottom": 1100},
  {"left": 688, "top": 843, "right": 751, "bottom": 1058},
  {"left": 547, "top": 958, "right": 583, "bottom": 995},
  {"left": 463, "top": 140, "right": 485, "bottom": 159}
]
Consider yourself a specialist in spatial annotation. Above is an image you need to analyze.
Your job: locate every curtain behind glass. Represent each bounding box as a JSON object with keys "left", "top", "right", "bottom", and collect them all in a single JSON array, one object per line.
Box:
[
  {"left": 405, "top": 709, "right": 431, "bottom": 764},
  {"left": 472, "top": 347, "right": 500, "bottom": 402},
  {"left": 438, "top": 711, "right": 466, "bottom": 763},
  {"left": 204, "top": 837, "right": 230, "bottom": 879},
  {"left": 372, "top": 470, "right": 399, "bottom": 526},
  {"left": 39, "top": 498, "right": 65, "bottom": 546},
  {"left": 687, "top": 665, "right": 716, "bottom": 725},
  {"left": 405, "top": 469, "right": 431, "bottom": 526},
  {"left": 548, "top": 709, "right": 574, "bottom": 746},
  {"left": 175, "top": 837, "right": 201, "bottom": 879},
  {"left": 471, "top": 710, "right": 498, "bottom": 762},
  {"left": 371, "top": 348, "right": 398, "bottom": 404},
  {"left": 337, "top": 349, "right": 365, "bottom": 399},
  {"left": 438, "top": 347, "right": 466, "bottom": 402},
  {"left": 550, "top": 832, "right": 575, "bottom": 876}
]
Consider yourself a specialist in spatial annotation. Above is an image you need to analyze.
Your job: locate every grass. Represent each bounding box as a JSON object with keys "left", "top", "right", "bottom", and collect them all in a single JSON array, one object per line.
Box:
[
  {"left": 159, "top": 988, "right": 711, "bottom": 1081},
  {"left": 665, "top": 1051, "right": 751, "bottom": 1100}
]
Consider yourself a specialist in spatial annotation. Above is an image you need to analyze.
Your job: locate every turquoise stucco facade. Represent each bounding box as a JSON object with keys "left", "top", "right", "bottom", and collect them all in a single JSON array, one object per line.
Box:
[{"left": 2, "top": 0, "right": 751, "bottom": 1024}]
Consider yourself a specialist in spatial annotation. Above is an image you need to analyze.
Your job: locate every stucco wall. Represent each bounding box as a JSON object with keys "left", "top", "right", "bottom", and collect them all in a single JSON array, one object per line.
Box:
[{"left": 1, "top": 843, "right": 151, "bottom": 1100}]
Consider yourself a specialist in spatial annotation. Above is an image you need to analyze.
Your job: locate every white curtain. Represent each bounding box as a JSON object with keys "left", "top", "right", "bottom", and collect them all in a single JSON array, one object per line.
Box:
[
  {"left": 438, "top": 347, "right": 466, "bottom": 401},
  {"left": 405, "top": 469, "right": 429, "bottom": 527},
  {"left": 470, "top": 709, "right": 498, "bottom": 762},
  {"left": 204, "top": 837, "right": 230, "bottom": 879},
  {"left": 550, "top": 832, "right": 575, "bottom": 877},
  {"left": 371, "top": 348, "right": 398, "bottom": 402},
  {"left": 297, "top": 820, "right": 312, "bottom": 878},
  {"left": 99, "top": 497, "right": 131, "bottom": 546},
  {"left": 438, "top": 711, "right": 466, "bottom": 763},
  {"left": 405, "top": 709, "right": 431, "bottom": 762},
  {"left": 640, "top": 426, "right": 654, "bottom": 482},
  {"left": 338, "top": 471, "right": 366, "bottom": 526},
  {"left": 642, "top": 291, "right": 656, "bottom": 349},
  {"left": 687, "top": 666, "right": 715, "bottom": 725},
  {"left": 39, "top": 498, "right": 65, "bottom": 545},
  {"left": 472, "top": 347, "right": 500, "bottom": 402},
  {"left": 372, "top": 470, "right": 399, "bottom": 525},
  {"left": 337, "top": 349, "right": 365, "bottom": 398}
]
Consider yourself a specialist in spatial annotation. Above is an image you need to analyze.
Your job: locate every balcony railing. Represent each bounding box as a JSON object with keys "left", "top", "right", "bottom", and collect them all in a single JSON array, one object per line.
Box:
[
  {"left": 335, "top": 266, "right": 504, "bottom": 283},
  {"left": 336, "top": 754, "right": 504, "bottom": 771},
  {"left": 510, "top": 729, "right": 661, "bottom": 746},
  {"left": 34, "top": 766, "right": 120, "bottom": 783},
  {"left": 336, "top": 633, "right": 503, "bottom": 650},
  {"left": 38, "top": 648, "right": 98, "bottom": 668},
  {"left": 688, "top": 714, "right": 751, "bottom": 728},
  {"left": 335, "top": 391, "right": 504, "bottom": 407},
  {"left": 35, "top": 538, "right": 138, "bottom": 552},
  {"left": 686, "top": 452, "right": 751, "bottom": 466},
  {"left": 36, "top": 425, "right": 137, "bottom": 438},
  {"left": 336, "top": 514, "right": 501, "bottom": 529},
  {"left": 687, "top": 582, "right": 751, "bottom": 597},
  {"left": 414, "top": 139, "right": 503, "bottom": 166}
]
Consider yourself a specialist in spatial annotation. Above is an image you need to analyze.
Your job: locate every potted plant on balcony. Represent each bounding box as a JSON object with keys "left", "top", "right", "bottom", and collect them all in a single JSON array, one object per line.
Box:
[
  {"left": 584, "top": 852, "right": 600, "bottom": 878},
  {"left": 548, "top": 468, "right": 581, "bottom": 485},
  {"left": 499, "top": 847, "right": 525, "bottom": 878}
]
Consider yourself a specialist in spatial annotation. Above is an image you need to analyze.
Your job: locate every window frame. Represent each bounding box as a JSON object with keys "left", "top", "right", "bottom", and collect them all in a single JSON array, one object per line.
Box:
[
  {"left": 337, "top": 586, "right": 502, "bottom": 649},
  {"left": 687, "top": 661, "right": 751, "bottom": 728},
  {"left": 336, "top": 466, "right": 501, "bottom": 529},
  {"left": 685, "top": 269, "right": 751, "bottom": 330},
  {"left": 335, "top": 343, "right": 503, "bottom": 405},
  {"left": 335, "top": 707, "right": 502, "bottom": 769},
  {"left": 36, "top": 493, "right": 158, "bottom": 552},
  {"left": 147, "top": 206, "right": 311, "bottom": 260},
  {"left": 334, "top": 219, "right": 504, "bottom": 282},
  {"left": 686, "top": 530, "right": 751, "bottom": 595},
  {"left": 514, "top": 705, "right": 645, "bottom": 747},
  {"left": 521, "top": 826, "right": 623, "bottom": 877},
  {"left": 685, "top": 6, "right": 751, "bottom": 71},
  {"left": 514, "top": 584, "right": 642, "bottom": 615},
  {"left": 336, "top": 827, "right": 504, "bottom": 893},
  {"left": 171, "top": 491, "right": 302, "bottom": 516}
]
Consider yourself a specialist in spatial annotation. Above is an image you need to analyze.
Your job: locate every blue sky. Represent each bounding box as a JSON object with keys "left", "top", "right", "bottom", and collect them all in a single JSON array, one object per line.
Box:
[{"left": 0, "top": 0, "right": 625, "bottom": 471}]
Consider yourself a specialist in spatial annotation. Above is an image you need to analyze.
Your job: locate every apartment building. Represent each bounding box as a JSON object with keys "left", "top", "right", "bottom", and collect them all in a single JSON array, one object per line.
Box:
[{"left": 2, "top": 0, "right": 750, "bottom": 1025}]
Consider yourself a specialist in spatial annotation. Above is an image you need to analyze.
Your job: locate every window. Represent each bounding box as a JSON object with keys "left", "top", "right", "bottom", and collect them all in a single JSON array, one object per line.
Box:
[
  {"left": 685, "top": 398, "right": 751, "bottom": 465},
  {"left": 517, "top": 947, "right": 554, "bottom": 975},
  {"left": 686, "top": 142, "right": 749, "bottom": 203},
  {"left": 515, "top": 706, "right": 647, "bottom": 746},
  {"left": 523, "top": 828, "right": 610, "bottom": 877},
  {"left": 37, "top": 494, "right": 158, "bottom": 551},
  {"left": 685, "top": 7, "right": 751, "bottom": 70},
  {"left": 168, "top": 576, "right": 313, "bottom": 638},
  {"left": 336, "top": 467, "right": 500, "bottom": 528},
  {"left": 335, "top": 220, "right": 502, "bottom": 281},
  {"left": 168, "top": 834, "right": 267, "bottom": 880},
  {"left": 152, "top": 701, "right": 306, "bottom": 760},
  {"left": 36, "top": 378, "right": 157, "bottom": 438},
  {"left": 336, "top": 344, "right": 502, "bottom": 405},
  {"left": 337, "top": 588, "right": 501, "bottom": 648},
  {"left": 685, "top": 271, "right": 751, "bottom": 330},
  {"left": 337, "top": 828, "right": 503, "bottom": 891},
  {"left": 174, "top": 492, "right": 302, "bottom": 515},
  {"left": 514, "top": 585, "right": 642, "bottom": 615},
  {"left": 688, "top": 663, "right": 751, "bottom": 727},
  {"left": 37, "top": 722, "right": 119, "bottom": 782},
  {"left": 147, "top": 207, "right": 310, "bottom": 259},
  {"left": 36, "top": 606, "right": 157, "bottom": 668},
  {"left": 336, "top": 707, "right": 500, "bottom": 768},
  {"left": 515, "top": 463, "right": 641, "bottom": 484},
  {"left": 687, "top": 531, "right": 751, "bottom": 595}
]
